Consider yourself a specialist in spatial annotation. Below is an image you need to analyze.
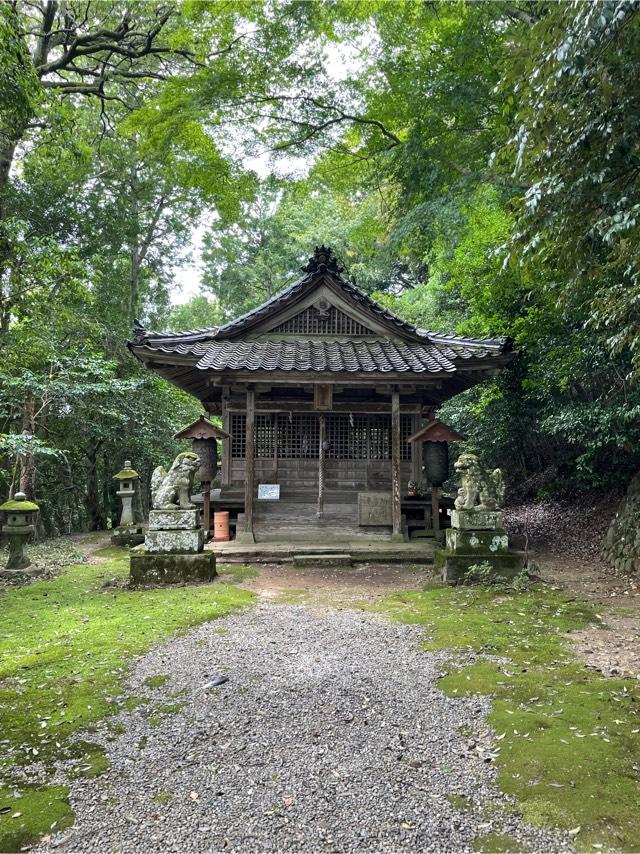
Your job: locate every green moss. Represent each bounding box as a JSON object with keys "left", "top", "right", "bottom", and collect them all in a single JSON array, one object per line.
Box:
[
  {"left": 152, "top": 791, "right": 174, "bottom": 805},
  {"left": 473, "top": 833, "right": 524, "bottom": 853},
  {"left": 93, "top": 545, "right": 129, "bottom": 559},
  {"left": 143, "top": 674, "right": 170, "bottom": 689},
  {"left": 377, "top": 586, "right": 640, "bottom": 851},
  {"left": 447, "top": 793, "right": 472, "bottom": 810},
  {"left": 217, "top": 564, "right": 259, "bottom": 584},
  {"left": 0, "top": 550, "right": 254, "bottom": 850},
  {"left": 273, "top": 588, "right": 309, "bottom": 605},
  {"left": 122, "top": 696, "right": 146, "bottom": 712},
  {"left": 0, "top": 499, "right": 39, "bottom": 512},
  {"left": 67, "top": 741, "right": 108, "bottom": 779},
  {"left": 0, "top": 784, "right": 73, "bottom": 852},
  {"left": 112, "top": 469, "right": 138, "bottom": 480}
]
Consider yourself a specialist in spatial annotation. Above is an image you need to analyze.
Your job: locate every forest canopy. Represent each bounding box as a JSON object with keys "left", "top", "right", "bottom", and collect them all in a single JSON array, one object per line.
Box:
[{"left": 1, "top": 0, "right": 639, "bottom": 534}]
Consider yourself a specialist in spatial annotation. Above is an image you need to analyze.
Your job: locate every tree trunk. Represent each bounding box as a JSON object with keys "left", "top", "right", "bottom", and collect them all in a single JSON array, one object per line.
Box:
[
  {"left": 127, "top": 155, "right": 140, "bottom": 327},
  {"left": 19, "top": 397, "right": 37, "bottom": 499},
  {"left": 84, "top": 442, "right": 105, "bottom": 531}
]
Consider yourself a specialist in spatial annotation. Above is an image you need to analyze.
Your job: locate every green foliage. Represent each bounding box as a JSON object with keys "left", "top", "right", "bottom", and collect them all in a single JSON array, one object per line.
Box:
[
  {"left": 500, "top": 3, "right": 640, "bottom": 377},
  {"left": 0, "top": 549, "right": 253, "bottom": 851},
  {"left": 378, "top": 586, "right": 640, "bottom": 850}
]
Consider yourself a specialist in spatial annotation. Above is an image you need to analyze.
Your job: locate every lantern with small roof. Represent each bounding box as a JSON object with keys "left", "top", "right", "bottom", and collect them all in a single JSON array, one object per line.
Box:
[
  {"left": 0, "top": 492, "right": 40, "bottom": 572},
  {"left": 408, "top": 419, "right": 466, "bottom": 538},
  {"left": 174, "top": 416, "right": 230, "bottom": 539}
]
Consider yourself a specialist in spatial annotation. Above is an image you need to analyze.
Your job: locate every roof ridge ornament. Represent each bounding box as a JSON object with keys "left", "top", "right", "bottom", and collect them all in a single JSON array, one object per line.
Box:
[{"left": 302, "top": 245, "right": 345, "bottom": 275}]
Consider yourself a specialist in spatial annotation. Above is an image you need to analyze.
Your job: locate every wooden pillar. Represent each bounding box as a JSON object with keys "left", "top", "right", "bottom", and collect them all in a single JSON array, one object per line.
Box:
[
  {"left": 317, "top": 414, "right": 325, "bottom": 518},
  {"left": 239, "top": 387, "right": 256, "bottom": 543},
  {"left": 411, "top": 415, "right": 423, "bottom": 487},
  {"left": 391, "top": 389, "right": 403, "bottom": 541},
  {"left": 431, "top": 485, "right": 441, "bottom": 540},
  {"left": 221, "top": 393, "right": 231, "bottom": 488},
  {"left": 202, "top": 482, "right": 211, "bottom": 542}
]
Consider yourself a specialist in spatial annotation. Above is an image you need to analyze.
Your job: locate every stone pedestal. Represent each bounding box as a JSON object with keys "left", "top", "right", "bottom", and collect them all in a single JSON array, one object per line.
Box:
[
  {"left": 129, "top": 507, "right": 215, "bottom": 585},
  {"left": 437, "top": 506, "right": 523, "bottom": 585}
]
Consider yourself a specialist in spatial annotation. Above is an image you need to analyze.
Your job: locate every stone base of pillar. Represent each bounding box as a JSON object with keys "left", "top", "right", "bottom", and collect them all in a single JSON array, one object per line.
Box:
[{"left": 130, "top": 548, "right": 216, "bottom": 586}]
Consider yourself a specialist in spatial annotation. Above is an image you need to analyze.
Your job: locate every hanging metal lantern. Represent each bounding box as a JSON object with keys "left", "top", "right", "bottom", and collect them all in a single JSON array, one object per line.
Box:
[
  {"left": 407, "top": 417, "right": 466, "bottom": 488},
  {"left": 192, "top": 438, "right": 218, "bottom": 483},
  {"left": 424, "top": 441, "right": 449, "bottom": 487}
]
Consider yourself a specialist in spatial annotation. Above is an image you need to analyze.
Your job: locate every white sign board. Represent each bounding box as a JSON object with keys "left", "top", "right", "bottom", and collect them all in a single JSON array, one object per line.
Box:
[{"left": 258, "top": 484, "right": 280, "bottom": 501}]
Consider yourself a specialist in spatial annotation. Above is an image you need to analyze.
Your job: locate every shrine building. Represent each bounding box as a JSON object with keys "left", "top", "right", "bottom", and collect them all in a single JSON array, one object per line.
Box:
[{"left": 129, "top": 246, "right": 513, "bottom": 550}]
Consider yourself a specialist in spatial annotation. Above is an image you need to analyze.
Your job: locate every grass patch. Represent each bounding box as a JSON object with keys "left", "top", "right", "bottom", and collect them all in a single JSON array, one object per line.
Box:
[
  {"left": 216, "top": 564, "right": 259, "bottom": 584},
  {"left": 273, "top": 588, "right": 309, "bottom": 605},
  {"left": 143, "top": 674, "right": 170, "bottom": 689},
  {"left": 0, "top": 549, "right": 254, "bottom": 851},
  {"left": 473, "top": 833, "right": 523, "bottom": 853},
  {"left": 447, "top": 793, "right": 472, "bottom": 810},
  {"left": 378, "top": 586, "right": 640, "bottom": 851},
  {"left": 0, "top": 785, "right": 73, "bottom": 852}
]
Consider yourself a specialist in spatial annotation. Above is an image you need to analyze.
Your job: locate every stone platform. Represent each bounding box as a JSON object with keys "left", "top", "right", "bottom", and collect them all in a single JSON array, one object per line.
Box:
[
  {"left": 437, "top": 507, "right": 524, "bottom": 584},
  {"left": 130, "top": 507, "right": 216, "bottom": 585},
  {"left": 130, "top": 548, "right": 216, "bottom": 585},
  {"left": 209, "top": 540, "right": 434, "bottom": 565}
]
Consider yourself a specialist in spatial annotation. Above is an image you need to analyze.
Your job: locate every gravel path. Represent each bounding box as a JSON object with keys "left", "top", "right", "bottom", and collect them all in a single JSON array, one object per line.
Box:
[{"left": 41, "top": 604, "right": 572, "bottom": 853}]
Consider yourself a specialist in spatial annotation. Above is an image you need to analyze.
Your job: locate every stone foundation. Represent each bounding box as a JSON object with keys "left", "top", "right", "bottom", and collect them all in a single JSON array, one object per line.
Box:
[
  {"left": 111, "top": 525, "right": 145, "bottom": 547},
  {"left": 435, "top": 548, "right": 525, "bottom": 584},
  {"left": 130, "top": 548, "right": 216, "bottom": 585}
]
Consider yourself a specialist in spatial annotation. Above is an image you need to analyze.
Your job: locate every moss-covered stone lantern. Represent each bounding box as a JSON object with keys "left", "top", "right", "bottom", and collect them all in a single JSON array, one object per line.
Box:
[
  {"left": 111, "top": 461, "right": 145, "bottom": 547},
  {"left": 0, "top": 492, "right": 39, "bottom": 573},
  {"left": 174, "top": 416, "right": 230, "bottom": 540}
]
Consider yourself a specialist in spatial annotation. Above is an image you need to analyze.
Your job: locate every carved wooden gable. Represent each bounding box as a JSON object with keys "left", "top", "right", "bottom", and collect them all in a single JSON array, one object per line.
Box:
[{"left": 268, "top": 299, "right": 376, "bottom": 337}]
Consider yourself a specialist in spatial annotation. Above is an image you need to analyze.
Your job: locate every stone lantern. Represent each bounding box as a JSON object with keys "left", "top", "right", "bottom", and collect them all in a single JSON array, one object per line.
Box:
[
  {"left": 0, "top": 492, "right": 40, "bottom": 573},
  {"left": 174, "top": 416, "right": 230, "bottom": 540},
  {"left": 111, "top": 461, "right": 145, "bottom": 547},
  {"left": 408, "top": 418, "right": 466, "bottom": 538}
]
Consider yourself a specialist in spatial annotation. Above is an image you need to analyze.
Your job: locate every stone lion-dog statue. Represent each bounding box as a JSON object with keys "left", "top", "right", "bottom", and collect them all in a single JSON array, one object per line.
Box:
[
  {"left": 151, "top": 452, "right": 200, "bottom": 510},
  {"left": 454, "top": 452, "right": 505, "bottom": 511}
]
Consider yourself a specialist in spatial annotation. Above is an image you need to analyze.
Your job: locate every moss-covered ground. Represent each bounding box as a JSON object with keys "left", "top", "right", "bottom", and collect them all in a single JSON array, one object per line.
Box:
[
  {"left": 0, "top": 547, "right": 254, "bottom": 852},
  {"left": 378, "top": 585, "right": 640, "bottom": 851}
]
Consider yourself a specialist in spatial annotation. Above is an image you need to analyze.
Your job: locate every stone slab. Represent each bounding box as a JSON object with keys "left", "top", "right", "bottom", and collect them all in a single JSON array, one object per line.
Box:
[
  {"left": 434, "top": 548, "right": 525, "bottom": 585},
  {"left": 144, "top": 529, "right": 204, "bottom": 554},
  {"left": 148, "top": 509, "right": 200, "bottom": 531},
  {"left": 130, "top": 548, "right": 216, "bottom": 586},
  {"left": 450, "top": 509, "right": 504, "bottom": 530},
  {"left": 358, "top": 492, "right": 392, "bottom": 526},
  {"left": 111, "top": 526, "right": 145, "bottom": 547},
  {"left": 293, "top": 553, "right": 352, "bottom": 567},
  {"left": 446, "top": 528, "right": 509, "bottom": 553}
]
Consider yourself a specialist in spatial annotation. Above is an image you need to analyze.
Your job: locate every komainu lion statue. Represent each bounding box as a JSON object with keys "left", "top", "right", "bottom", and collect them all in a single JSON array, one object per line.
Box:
[
  {"left": 151, "top": 452, "right": 200, "bottom": 510},
  {"left": 454, "top": 452, "right": 505, "bottom": 511}
]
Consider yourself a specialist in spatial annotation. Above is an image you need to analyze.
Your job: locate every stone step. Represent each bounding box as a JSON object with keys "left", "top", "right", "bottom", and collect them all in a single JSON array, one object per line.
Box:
[{"left": 293, "top": 553, "right": 352, "bottom": 568}]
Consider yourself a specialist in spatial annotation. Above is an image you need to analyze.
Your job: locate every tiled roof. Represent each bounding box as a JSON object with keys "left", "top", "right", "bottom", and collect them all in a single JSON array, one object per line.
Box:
[
  {"left": 131, "top": 335, "right": 506, "bottom": 374},
  {"left": 128, "top": 246, "right": 513, "bottom": 377},
  {"left": 196, "top": 339, "right": 478, "bottom": 373}
]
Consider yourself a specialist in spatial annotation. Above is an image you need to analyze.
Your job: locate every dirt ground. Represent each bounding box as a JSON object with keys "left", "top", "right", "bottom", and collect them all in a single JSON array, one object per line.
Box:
[
  {"left": 241, "top": 545, "right": 640, "bottom": 682},
  {"left": 534, "top": 550, "right": 640, "bottom": 680},
  {"left": 13, "top": 529, "right": 640, "bottom": 682}
]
